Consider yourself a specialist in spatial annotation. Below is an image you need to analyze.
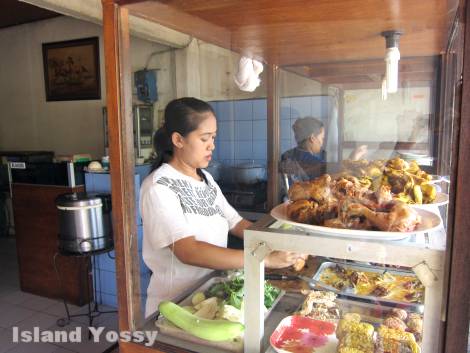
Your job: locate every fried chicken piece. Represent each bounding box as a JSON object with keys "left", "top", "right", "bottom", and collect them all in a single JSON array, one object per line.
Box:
[
  {"left": 297, "top": 290, "right": 337, "bottom": 316},
  {"left": 312, "top": 199, "right": 338, "bottom": 224},
  {"left": 345, "top": 216, "right": 374, "bottom": 230},
  {"left": 293, "top": 258, "right": 306, "bottom": 271},
  {"left": 288, "top": 174, "right": 332, "bottom": 202},
  {"left": 333, "top": 264, "right": 348, "bottom": 279},
  {"left": 287, "top": 197, "right": 337, "bottom": 226},
  {"left": 332, "top": 176, "right": 369, "bottom": 200},
  {"left": 388, "top": 308, "right": 408, "bottom": 321},
  {"left": 375, "top": 184, "right": 393, "bottom": 205},
  {"left": 383, "top": 316, "right": 407, "bottom": 331},
  {"left": 350, "top": 184, "right": 392, "bottom": 211},
  {"left": 350, "top": 271, "right": 370, "bottom": 286},
  {"left": 323, "top": 217, "right": 347, "bottom": 229},
  {"left": 286, "top": 200, "right": 318, "bottom": 224},
  {"left": 407, "top": 313, "right": 423, "bottom": 335},
  {"left": 323, "top": 215, "right": 373, "bottom": 230},
  {"left": 341, "top": 201, "right": 421, "bottom": 232},
  {"left": 372, "top": 285, "right": 390, "bottom": 297}
]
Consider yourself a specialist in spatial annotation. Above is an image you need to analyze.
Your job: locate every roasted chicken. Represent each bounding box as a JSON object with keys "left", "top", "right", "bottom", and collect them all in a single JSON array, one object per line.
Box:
[
  {"left": 341, "top": 200, "right": 421, "bottom": 232},
  {"left": 288, "top": 174, "right": 332, "bottom": 202},
  {"left": 286, "top": 172, "right": 421, "bottom": 232}
]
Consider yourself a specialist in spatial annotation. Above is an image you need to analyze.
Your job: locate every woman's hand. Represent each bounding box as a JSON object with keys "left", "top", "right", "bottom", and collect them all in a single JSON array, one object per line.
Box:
[
  {"left": 349, "top": 144, "right": 368, "bottom": 160},
  {"left": 264, "top": 251, "right": 308, "bottom": 269}
]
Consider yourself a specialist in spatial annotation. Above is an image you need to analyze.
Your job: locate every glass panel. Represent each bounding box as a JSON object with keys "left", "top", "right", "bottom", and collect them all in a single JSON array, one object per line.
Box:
[
  {"left": 269, "top": 11, "right": 460, "bottom": 353},
  {"left": 129, "top": 38, "right": 178, "bottom": 323},
  {"left": 197, "top": 41, "right": 269, "bottom": 218},
  {"left": 122, "top": 2, "right": 465, "bottom": 353},
  {"left": 278, "top": 69, "right": 336, "bottom": 198},
  {"left": 131, "top": 33, "right": 269, "bottom": 334}
]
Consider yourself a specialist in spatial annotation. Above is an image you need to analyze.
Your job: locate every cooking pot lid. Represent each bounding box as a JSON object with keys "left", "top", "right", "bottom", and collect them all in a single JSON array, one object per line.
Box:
[{"left": 55, "top": 192, "right": 102, "bottom": 208}]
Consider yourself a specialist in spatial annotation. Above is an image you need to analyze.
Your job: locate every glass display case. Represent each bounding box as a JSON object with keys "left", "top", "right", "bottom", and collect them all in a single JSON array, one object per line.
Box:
[
  {"left": 99, "top": 1, "right": 470, "bottom": 352},
  {"left": 244, "top": 215, "right": 447, "bottom": 352}
]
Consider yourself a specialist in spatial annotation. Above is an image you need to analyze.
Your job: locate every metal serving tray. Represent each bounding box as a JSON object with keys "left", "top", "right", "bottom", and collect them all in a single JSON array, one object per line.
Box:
[
  {"left": 312, "top": 261, "right": 424, "bottom": 313},
  {"left": 156, "top": 274, "right": 284, "bottom": 353}
]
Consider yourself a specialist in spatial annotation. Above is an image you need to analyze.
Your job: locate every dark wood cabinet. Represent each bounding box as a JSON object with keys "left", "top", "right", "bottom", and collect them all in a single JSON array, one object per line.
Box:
[{"left": 12, "top": 183, "right": 91, "bottom": 306}]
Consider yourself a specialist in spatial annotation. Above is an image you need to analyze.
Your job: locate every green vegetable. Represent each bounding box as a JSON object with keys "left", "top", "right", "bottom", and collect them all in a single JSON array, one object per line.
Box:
[
  {"left": 191, "top": 291, "right": 206, "bottom": 306},
  {"left": 159, "top": 301, "right": 244, "bottom": 342},
  {"left": 182, "top": 305, "right": 196, "bottom": 314},
  {"left": 279, "top": 223, "right": 293, "bottom": 230},
  {"left": 264, "top": 281, "right": 281, "bottom": 309},
  {"left": 216, "top": 304, "right": 243, "bottom": 323},
  {"left": 206, "top": 274, "right": 281, "bottom": 310},
  {"left": 193, "top": 297, "right": 219, "bottom": 319}
]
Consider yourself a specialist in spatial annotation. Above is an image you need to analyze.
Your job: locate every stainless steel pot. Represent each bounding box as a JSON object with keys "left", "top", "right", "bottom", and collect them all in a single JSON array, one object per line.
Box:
[
  {"left": 232, "top": 162, "right": 266, "bottom": 185},
  {"left": 55, "top": 193, "right": 113, "bottom": 254}
]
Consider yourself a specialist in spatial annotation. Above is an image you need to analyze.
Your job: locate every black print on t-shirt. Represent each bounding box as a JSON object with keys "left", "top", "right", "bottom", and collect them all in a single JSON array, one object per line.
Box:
[{"left": 156, "top": 177, "right": 224, "bottom": 217}]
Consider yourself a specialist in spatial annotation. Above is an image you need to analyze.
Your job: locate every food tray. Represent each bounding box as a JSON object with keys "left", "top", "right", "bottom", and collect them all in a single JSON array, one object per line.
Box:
[
  {"left": 334, "top": 297, "right": 421, "bottom": 324},
  {"left": 156, "top": 276, "right": 284, "bottom": 353},
  {"left": 270, "top": 316, "right": 338, "bottom": 353},
  {"left": 312, "top": 262, "right": 424, "bottom": 312},
  {"left": 276, "top": 294, "right": 421, "bottom": 353}
]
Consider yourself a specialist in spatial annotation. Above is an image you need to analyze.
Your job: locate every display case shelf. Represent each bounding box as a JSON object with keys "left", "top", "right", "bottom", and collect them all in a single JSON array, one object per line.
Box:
[{"left": 243, "top": 214, "right": 446, "bottom": 353}]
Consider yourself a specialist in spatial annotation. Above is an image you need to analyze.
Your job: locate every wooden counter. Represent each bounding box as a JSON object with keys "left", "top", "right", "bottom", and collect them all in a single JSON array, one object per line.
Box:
[{"left": 12, "top": 183, "right": 91, "bottom": 306}]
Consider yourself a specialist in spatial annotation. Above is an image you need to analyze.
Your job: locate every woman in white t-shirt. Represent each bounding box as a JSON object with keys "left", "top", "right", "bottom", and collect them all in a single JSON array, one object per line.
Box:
[{"left": 140, "top": 97, "right": 306, "bottom": 318}]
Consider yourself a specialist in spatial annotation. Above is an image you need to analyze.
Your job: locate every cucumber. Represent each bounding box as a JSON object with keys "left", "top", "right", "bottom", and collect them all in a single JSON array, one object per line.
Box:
[{"left": 159, "top": 301, "right": 244, "bottom": 342}]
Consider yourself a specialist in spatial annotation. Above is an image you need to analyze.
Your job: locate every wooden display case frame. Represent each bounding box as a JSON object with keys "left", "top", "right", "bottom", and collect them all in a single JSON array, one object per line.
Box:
[{"left": 99, "top": 1, "right": 470, "bottom": 352}]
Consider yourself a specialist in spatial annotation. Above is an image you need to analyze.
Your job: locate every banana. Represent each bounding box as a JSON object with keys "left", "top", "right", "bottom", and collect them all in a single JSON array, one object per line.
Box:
[{"left": 159, "top": 301, "right": 244, "bottom": 342}]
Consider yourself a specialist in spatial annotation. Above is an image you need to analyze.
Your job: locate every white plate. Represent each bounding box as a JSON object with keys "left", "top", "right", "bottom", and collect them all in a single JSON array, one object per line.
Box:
[
  {"left": 398, "top": 151, "right": 429, "bottom": 159},
  {"left": 428, "top": 174, "right": 444, "bottom": 184},
  {"left": 271, "top": 202, "right": 442, "bottom": 241},
  {"left": 409, "top": 192, "right": 449, "bottom": 209}
]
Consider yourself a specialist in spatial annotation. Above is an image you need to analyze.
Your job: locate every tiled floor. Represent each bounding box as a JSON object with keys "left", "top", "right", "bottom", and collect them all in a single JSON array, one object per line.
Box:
[{"left": 0, "top": 237, "right": 119, "bottom": 353}]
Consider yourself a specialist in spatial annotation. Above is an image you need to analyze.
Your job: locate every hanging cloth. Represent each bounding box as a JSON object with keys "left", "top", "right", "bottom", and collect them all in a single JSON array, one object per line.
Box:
[{"left": 234, "top": 56, "right": 263, "bottom": 92}]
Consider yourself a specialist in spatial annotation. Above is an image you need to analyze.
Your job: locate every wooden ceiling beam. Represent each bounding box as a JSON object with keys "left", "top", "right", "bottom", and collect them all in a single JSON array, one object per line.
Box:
[
  {"left": 130, "top": 0, "right": 452, "bottom": 66},
  {"left": 126, "top": 0, "right": 231, "bottom": 50}
]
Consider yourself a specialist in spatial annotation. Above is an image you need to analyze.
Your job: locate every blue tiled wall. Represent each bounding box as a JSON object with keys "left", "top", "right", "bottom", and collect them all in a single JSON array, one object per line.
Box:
[
  {"left": 211, "top": 99, "right": 266, "bottom": 168},
  {"left": 210, "top": 96, "right": 331, "bottom": 168},
  {"left": 85, "top": 164, "right": 151, "bottom": 310}
]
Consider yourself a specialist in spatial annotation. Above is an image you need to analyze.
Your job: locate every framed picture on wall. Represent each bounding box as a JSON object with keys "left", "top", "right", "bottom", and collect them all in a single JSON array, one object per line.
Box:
[{"left": 42, "top": 37, "right": 101, "bottom": 101}]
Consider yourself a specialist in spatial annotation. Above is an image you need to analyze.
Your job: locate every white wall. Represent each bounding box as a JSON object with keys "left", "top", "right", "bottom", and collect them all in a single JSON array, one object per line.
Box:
[
  {"left": 343, "top": 87, "right": 431, "bottom": 143},
  {"left": 0, "top": 16, "right": 173, "bottom": 159},
  {"left": 0, "top": 15, "right": 328, "bottom": 159},
  {"left": 343, "top": 87, "right": 432, "bottom": 160}
]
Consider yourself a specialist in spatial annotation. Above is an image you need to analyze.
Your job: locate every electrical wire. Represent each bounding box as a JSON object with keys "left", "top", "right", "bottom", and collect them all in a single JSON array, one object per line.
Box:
[{"left": 144, "top": 36, "right": 194, "bottom": 70}]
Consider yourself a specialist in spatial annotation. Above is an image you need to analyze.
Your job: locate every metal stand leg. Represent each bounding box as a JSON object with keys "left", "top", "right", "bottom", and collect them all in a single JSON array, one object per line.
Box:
[
  {"left": 90, "top": 253, "right": 118, "bottom": 316},
  {"left": 53, "top": 252, "right": 71, "bottom": 327},
  {"left": 54, "top": 250, "right": 117, "bottom": 340},
  {"left": 86, "top": 258, "right": 93, "bottom": 339}
]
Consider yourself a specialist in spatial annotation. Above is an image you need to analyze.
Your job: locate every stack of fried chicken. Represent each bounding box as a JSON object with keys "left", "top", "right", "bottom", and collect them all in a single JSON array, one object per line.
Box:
[{"left": 287, "top": 174, "right": 421, "bottom": 232}]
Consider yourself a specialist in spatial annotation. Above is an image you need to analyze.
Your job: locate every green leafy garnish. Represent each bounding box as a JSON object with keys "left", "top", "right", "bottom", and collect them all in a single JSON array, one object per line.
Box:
[{"left": 206, "top": 274, "right": 280, "bottom": 310}]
